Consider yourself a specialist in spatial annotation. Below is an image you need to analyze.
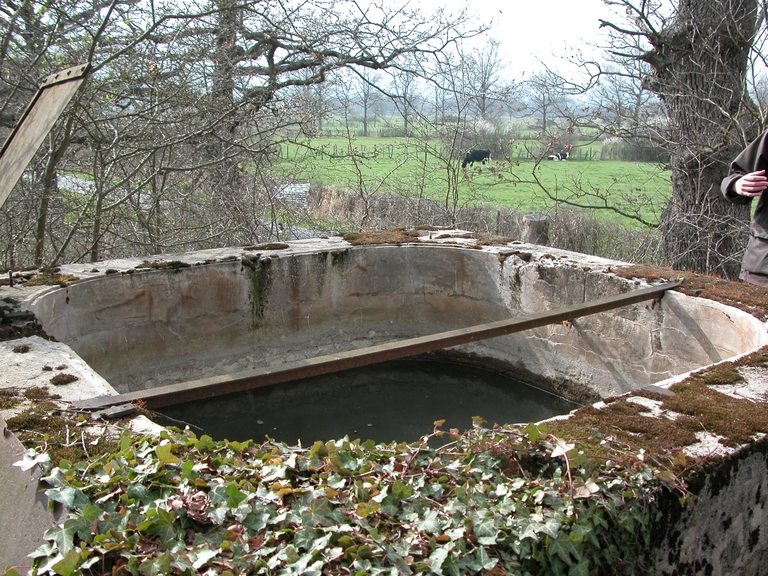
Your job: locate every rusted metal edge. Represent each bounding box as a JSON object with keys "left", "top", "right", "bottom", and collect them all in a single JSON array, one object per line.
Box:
[{"left": 74, "top": 280, "right": 681, "bottom": 411}]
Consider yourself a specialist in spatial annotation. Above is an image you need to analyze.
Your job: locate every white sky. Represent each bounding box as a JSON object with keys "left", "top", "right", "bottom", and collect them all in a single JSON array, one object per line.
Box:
[{"left": 447, "top": 0, "right": 619, "bottom": 76}]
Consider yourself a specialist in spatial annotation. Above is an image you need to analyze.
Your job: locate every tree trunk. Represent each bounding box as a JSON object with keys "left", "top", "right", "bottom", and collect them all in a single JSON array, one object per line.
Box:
[
  {"left": 648, "top": 0, "right": 758, "bottom": 278},
  {"left": 35, "top": 119, "right": 74, "bottom": 266}
]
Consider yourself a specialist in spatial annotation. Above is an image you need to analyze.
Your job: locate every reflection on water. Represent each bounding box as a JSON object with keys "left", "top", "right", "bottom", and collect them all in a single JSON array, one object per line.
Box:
[{"left": 154, "top": 359, "right": 580, "bottom": 445}]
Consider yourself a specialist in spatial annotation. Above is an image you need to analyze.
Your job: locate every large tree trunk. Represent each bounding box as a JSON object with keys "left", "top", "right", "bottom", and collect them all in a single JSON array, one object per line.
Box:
[{"left": 647, "top": 0, "right": 759, "bottom": 278}]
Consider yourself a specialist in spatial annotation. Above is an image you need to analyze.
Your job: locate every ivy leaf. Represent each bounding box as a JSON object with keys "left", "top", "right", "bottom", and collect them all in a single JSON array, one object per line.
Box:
[
  {"left": 139, "top": 508, "right": 181, "bottom": 545},
  {"left": 189, "top": 546, "right": 218, "bottom": 570},
  {"left": 226, "top": 483, "right": 248, "bottom": 507},
  {"left": 45, "top": 486, "right": 90, "bottom": 513},
  {"left": 548, "top": 533, "right": 576, "bottom": 566},
  {"left": 156, "top": 442, "right": 180, "bottom": 465},
  {"left": 475, "top": 546, "right": 498, "bottom": 571},
  {"left": 304, "top": 497, "right": 340, "bottom": 526},
  {"left": 194, "top": 435, "right": 216, "bottom": 452},
  {"left": 522, "top": 422, "right": 542, "bottom": 443},
  {"left": 428, "top": 544, "right": 452, "bottom": 575},
  {"left": 391, "top": 480, "right": 414, "bottom": 500},
  {"left": 551, "top": 439, "right": 575, "bottom": 459},
  {"left": 574, "top": 477, "right": 600, "bottom": 498},
  {"left": 51, "top": 549, "right": 82, "bottom": 576},
  {"left": 180, "top": 459, "right": 198, "bottom": 481},
  {"left": 227, "top": 439, "right": 252, "bottom": 452},
  {"left": 356, "top": 500, "right": 380, "bottom": 519},
  {"left": 13, "top": 448, "right": 51, "bottom": 474},
  {"left": 44, "top": 520, "right": 79, "bottom": 556},
  {"left": 473, "top": 516, "right": 498, "bottom": 545},
  {"left": 417, "top": 509, "right": 442, "bottom": 534},
  {"left": 441, "top": 551, "right": 460, "bottom": 576},
  {"left": 568, "top": 558, "right": 590, "bottom": 576},
  {"left": 293, "top": 528, "right": 319, "bottom": 551}
]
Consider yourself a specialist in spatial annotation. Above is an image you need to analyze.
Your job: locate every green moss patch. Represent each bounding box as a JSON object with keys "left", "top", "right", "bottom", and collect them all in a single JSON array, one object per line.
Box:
[
  {"left": 615, "top": 264, "right": 768, "bottom": 321},
  {"left": 243, "top": 243, "right": 290, "bottom": 251},
  {"left": 24, "top": 271, "right": 81, "bottom": 287},
  {"left": 50, "top": 373, "right": 79, "bottom": 386},
  {"left": 666, "top": 379, "right": 768, "bottom": 447},
  {"left": 6, "top": 400, "right": 120, "bottom": 468},
  {"left": 549, "top": 359, "right": 768, "bottom": 475},
  {"left": 343, "top": 229, "right": 419, "bottom": 245},
  {"left": 135, "top": 260, "right": 191, "bottom": 271},
  {"left": 0, "top": 387, "right": 21, "bottom": 410}
]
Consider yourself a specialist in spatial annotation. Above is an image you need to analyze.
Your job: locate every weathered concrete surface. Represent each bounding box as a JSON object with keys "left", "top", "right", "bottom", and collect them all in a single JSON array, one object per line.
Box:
[
  {"left": 654, "top": 441, "right": 768, "bottom": 575},
  {"left": 1, "top": 337, "right": 120, "bottom": 415},
  {"left": 22, "top": 236, "right": 768, "bottom": 403},
  {"left": 0, "top": 338, "right": 118, "bottom": 572},
  {"left": 2, "top": 233, "right": 768, "bottom": 574},
  {"left": 0, "top": 414, "right": 62, "bottom": 573}
]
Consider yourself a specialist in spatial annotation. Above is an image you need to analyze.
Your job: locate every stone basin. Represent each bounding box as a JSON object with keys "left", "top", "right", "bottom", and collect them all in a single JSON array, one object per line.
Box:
[{"left": 23, "top": 233, "right": 768, "bottom": 404}]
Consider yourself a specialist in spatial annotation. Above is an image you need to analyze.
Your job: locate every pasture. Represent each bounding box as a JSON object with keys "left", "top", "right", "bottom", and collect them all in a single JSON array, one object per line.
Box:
[{"left": 275, "top": 136, "right": 672, "bottom": 229}]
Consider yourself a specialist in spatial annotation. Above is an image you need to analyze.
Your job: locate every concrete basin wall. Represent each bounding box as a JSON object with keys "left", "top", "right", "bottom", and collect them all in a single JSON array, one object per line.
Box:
[{"left": 28, "top": 242, "right": 768, "bottom": 401}]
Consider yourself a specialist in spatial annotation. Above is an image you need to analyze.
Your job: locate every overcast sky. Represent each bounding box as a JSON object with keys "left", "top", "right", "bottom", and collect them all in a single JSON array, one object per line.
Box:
[{"left": 452, "top": 0, "right": 619, "bottom": 76}]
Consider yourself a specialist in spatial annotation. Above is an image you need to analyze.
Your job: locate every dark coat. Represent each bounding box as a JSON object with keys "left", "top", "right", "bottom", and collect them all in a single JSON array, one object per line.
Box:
[{"left": 721, "top": 131, "right": 768, "bottom": 281}]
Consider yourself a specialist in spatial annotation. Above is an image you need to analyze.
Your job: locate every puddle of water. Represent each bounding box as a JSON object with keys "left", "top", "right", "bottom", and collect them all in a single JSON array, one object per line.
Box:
[{"left": 154, "top": 359, "right": 579, "bottom": 445}]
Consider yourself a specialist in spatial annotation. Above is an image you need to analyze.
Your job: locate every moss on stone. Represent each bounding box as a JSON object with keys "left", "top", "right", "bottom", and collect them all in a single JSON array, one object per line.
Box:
[
  {"left": 243, "top": 243, "right": 290, "bottom": 251},
  {"left": 50, "top": 373, "right": 79, "bottom": 386},
  {"left": 135, "top": 260, "right": 191, "bottom": 271},
  {"left": 243, "top": 256, "right": 270, "bottom": 327},
  {"left": 7, "top": 402, "right": 120, "bottom": 466},
  {"left": 343, "top": 230, "right": 419, "bottom": 245},
  {"left": 25, "top": 271, "right": 81, "bottom": 287},
  {"left": 615, "top": 264, "right": 768, "bottom": 321}
]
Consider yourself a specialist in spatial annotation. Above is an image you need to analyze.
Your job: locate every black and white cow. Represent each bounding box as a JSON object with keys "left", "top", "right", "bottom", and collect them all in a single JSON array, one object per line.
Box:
[
  {"left": 548, "top": 151, "right": 569, "bottom": 161},
  {"left": 462, "top": 149, "right": 491, "bottom": 168}
]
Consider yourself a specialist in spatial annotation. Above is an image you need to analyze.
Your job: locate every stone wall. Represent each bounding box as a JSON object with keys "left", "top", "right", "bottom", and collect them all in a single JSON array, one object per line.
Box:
[{"left": 25, "top": 238, "right": 768, "bottom": 402}]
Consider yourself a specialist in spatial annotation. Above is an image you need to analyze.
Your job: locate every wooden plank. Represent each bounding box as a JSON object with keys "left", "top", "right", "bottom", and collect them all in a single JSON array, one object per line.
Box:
[{"left": 74, "top": 281, "right": 681, "bottom": 411}]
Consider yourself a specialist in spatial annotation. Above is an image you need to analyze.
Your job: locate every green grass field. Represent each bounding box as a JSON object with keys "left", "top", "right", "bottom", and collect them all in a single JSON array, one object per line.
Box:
[{"left": 275, "top": 136, "right": 671, "bottom": 229}]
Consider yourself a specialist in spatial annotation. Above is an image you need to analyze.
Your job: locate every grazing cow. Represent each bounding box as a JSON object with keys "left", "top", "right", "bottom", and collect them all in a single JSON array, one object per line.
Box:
[
  {"left": 548, "top": 151, "right": 569, "bottom": 161},
  {"left": 462, "top": 149, "right": 491, "bottom": 168}
]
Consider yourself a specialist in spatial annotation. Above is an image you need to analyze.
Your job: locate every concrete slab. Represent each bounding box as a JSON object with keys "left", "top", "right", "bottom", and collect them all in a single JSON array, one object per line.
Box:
[
  {"left": 0, "top": 415, "right": 62, "bottom": 573},
  {"left": 0, "top": 338, "right": 119, "bottom": 573},
  {"left": 0, "top": 336, "right": 119, "bottom": 420}
]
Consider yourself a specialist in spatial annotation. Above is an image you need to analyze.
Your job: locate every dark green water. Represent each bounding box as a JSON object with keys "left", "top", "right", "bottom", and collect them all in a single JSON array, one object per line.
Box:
[{"left": 154, "top": 359, "right": 579, "bottom": 445}]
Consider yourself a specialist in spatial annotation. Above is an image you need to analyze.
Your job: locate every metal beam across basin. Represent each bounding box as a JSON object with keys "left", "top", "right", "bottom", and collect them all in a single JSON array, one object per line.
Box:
[{"left": 74, "top": 281, "right": 681, "bottom": 411}]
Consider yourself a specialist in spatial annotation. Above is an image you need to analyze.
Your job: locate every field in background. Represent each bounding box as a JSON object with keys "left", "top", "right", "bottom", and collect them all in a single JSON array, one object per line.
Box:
[{"left": 276, "top": 136, "right": 671, "bottom": 229}]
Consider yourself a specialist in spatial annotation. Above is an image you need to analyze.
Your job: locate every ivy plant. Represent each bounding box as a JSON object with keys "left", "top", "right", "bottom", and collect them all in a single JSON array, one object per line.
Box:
[{"left": 8, "top": 420, "right": 664, "bottom": 576}]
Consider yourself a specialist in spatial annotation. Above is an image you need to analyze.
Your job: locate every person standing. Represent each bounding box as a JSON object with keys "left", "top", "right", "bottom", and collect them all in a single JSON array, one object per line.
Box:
[{"left": 721, "top": 133, "right": 768, "bottom": 285}]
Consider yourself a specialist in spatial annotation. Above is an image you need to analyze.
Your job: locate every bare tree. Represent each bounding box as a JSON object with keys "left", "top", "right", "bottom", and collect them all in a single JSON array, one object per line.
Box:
[
  {"left": 389, "top": 67, "right": 421, "bottom": 136},
  {"left": 590, "top": 59, "right": 656, "bottom": 133},
  {"left": 599, "top": 0, "right": 762, "bottom": 277},
  {"left": 464, "top": 39, "right": 509, "bottom": 119},
  {"left": 0, "top": 0, "right": 484, "bottom": 268},
  {"left": 348, "top": 69, "right": 384, "bottom": 137},
  {"left": 524, "top": 69, "right": 570, "bottom": 139}
]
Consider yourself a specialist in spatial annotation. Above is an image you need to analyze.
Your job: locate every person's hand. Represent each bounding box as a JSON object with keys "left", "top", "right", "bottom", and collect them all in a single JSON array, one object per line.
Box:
[{"left": 734, "top": 170, "right": 768, "bottom": 197}]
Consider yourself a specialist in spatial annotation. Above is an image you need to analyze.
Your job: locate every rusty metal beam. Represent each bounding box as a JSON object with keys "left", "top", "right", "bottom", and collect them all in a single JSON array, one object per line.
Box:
[{"left": 74, "top": 280, "right": 681, "bottom": 411}]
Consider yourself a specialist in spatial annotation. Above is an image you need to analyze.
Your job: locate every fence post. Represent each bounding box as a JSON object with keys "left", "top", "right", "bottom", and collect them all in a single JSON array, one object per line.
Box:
[{"left": 522, "top": 214, "right": 549, "bottom": 245}]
